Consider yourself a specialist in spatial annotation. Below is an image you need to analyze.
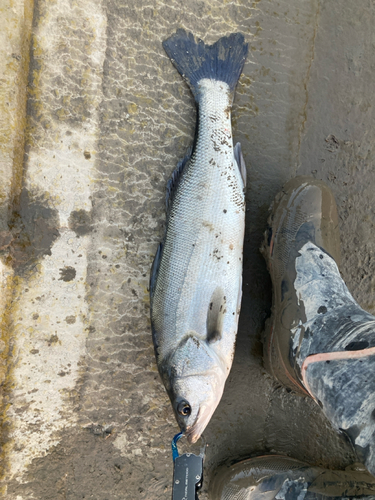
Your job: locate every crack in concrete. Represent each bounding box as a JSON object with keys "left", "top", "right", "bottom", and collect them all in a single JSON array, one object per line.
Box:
[{"left": 295, "top": 0, "right": 321, "bottom": 175}]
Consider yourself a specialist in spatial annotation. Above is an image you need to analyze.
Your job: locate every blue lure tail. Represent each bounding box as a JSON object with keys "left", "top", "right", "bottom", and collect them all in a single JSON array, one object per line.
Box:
[{"left": 163, "top": 29, "right": 248, "bottom": 102}]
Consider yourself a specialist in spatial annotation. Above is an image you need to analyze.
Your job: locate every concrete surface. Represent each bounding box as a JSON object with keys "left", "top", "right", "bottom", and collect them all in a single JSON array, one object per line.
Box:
[{"left": 0, "top": 0, "right": 374, "bottom": 498}]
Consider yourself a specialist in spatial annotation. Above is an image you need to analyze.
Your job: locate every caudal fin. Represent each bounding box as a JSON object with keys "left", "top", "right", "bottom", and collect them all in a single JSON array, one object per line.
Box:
[{"left": 163, "top": 29, "right": 248, "bottom": 101}]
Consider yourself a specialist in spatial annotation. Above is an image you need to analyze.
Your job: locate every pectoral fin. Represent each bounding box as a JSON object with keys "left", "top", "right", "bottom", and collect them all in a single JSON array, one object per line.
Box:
[{"left": 206, "top": 287, "right": 227, "bottom": 344}]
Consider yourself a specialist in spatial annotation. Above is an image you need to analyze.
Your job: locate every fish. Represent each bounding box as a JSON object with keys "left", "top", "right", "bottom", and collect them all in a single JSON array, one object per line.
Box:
[{"left": 150, "top": 29, "right": 248, "bottom": 443}]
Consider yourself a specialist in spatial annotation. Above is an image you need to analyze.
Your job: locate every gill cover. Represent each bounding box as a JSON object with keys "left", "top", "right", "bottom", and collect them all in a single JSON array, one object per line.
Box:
[{"left": 165, "top": 335, "right": 226, "bottom": 442}]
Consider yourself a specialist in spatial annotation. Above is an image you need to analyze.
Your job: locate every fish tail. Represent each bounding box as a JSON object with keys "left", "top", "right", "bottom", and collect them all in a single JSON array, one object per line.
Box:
[{"left": 162, "top": 29, "right": 248, "bottom": 102}]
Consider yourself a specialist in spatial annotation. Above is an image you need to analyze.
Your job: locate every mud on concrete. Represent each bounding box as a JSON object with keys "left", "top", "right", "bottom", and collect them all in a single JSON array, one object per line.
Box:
[{"left": 2, "top": 0, "right": 375, "bottom": 498}]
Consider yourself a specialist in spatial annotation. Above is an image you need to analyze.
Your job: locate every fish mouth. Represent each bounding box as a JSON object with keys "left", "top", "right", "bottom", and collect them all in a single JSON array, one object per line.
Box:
[{"left": 184, "top": 404, "right": 216, "bottom": 444}]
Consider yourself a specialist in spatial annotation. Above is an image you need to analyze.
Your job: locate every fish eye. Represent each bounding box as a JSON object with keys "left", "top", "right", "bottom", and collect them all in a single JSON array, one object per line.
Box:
[{"left": 177, "top": 401, "right": 191, "bottom": 417}]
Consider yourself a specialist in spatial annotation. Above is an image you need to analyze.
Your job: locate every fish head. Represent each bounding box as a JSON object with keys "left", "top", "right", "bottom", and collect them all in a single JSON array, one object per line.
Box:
[
  {"left": 165, "top": 335, "right": 226, "bottom": 444},
  {"left": 172, "top": 371, "right": 225, "bottom": 444}
]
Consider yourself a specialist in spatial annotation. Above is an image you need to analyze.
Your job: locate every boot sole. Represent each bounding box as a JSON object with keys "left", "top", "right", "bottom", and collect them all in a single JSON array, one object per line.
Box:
[{"left": 261, "top": 190, "right": 310, "bottom": 396}]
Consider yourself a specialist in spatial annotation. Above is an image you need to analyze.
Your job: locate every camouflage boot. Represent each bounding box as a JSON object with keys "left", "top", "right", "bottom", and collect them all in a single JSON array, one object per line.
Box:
[
  {"left": 261, "top": 177, "right": 375, "bottom": 476},
  {"left": 210, "top": 454, "right": 375, "bottom": 499}
]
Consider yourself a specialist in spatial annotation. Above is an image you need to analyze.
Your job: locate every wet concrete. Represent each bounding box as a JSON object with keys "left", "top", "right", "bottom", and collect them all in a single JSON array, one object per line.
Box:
[{"left": 1, "top": 0, "right": 374, "bottom": 498}]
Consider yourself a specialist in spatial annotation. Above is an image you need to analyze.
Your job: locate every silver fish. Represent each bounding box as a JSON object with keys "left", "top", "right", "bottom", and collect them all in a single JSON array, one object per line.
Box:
[{"left": 150, "top": 30, "right": 248, "bottom": 443}]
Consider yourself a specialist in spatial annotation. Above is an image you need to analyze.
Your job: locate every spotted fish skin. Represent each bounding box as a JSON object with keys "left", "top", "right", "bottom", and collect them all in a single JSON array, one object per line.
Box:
[{"left": 150, "top": 30, "right": 248, "bottom": 443}]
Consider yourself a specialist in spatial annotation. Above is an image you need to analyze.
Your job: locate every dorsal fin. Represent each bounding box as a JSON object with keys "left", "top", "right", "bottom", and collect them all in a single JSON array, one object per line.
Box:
[
  {"left": 166, "top": 147, "right": 192, "bottom": 214},
  {"left": 234, "top": 142, "right": 246, "bottom": 188},
  {"left": 206, "top": 287, "right": 227, "bottom": 343}
]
